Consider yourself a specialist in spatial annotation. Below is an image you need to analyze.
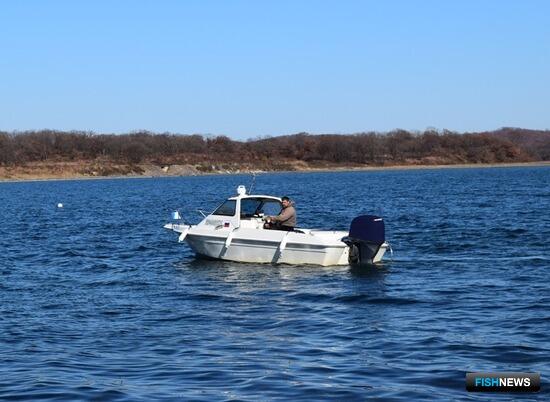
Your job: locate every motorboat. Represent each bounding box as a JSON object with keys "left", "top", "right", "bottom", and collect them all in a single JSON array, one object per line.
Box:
[{"left": 164, "top": 185, "right": 390, "bottom": 266}]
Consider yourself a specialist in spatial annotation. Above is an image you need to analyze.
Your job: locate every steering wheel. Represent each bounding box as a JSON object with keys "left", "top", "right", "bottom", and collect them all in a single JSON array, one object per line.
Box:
[{"left": 253, "top": 207, "right": 264, "bottom": 218}]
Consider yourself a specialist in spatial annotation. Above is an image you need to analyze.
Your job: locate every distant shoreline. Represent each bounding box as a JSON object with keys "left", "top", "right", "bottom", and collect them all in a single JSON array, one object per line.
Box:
[
  {"left": 1, "top": 161, "right": 548, "bottom": 183},
  {"left": 290, "top": 161, "right": 550, "bottom": 172}
]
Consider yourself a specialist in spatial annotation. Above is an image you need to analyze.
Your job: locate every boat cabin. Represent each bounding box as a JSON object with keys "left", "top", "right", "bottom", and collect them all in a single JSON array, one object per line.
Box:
[{"left": 203, "top": 185, "right": 283, "bottom": 229}]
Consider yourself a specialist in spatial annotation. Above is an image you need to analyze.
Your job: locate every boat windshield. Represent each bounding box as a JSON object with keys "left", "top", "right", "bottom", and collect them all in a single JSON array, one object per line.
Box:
[
  {"left": 240, "top": 198, "right": 282, "bottom": 218},
  {"left": 212, "top": 200, "right": 237, "bottom": 216}
]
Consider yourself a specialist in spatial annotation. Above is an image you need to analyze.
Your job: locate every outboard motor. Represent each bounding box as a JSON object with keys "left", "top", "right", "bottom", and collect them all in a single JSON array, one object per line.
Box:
[{"left": 342, "top": 215, "right": 385, "bottom": 265}]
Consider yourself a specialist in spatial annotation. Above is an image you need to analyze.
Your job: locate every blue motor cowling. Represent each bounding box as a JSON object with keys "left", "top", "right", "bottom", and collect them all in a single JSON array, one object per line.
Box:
[{"left": 342, "top": 215, "right": 385, "bottom": 265}]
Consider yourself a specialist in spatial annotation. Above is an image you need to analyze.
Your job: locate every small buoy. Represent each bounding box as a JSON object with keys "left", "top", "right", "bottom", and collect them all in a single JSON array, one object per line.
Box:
[
  {"left": 171, "top": 211, "right": 181, "bottom": 220},
  {"left": 57, "top": 203, "right": 63, "bottom": 208}
]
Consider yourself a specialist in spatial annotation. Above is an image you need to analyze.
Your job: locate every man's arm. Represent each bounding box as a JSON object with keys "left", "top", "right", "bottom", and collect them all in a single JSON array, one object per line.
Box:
[{"left": 271, "top": 207, "right": 294, "bottom": 223}]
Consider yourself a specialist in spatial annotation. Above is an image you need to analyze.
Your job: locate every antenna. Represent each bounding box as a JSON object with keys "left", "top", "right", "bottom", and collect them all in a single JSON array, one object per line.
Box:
[{"left": 248, "top": 172, "right": 257, "bottom": 194}]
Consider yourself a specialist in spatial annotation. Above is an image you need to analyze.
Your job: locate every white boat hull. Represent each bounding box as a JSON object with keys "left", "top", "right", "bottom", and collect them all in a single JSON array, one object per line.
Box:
[{"left": 166, "top": 224, "right": 387, "bottom": 266}]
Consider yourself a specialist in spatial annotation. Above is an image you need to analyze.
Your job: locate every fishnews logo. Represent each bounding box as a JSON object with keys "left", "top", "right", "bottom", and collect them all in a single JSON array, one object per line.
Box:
[{"left": 466, "top": 372, "right": 540, "bottom": 392}]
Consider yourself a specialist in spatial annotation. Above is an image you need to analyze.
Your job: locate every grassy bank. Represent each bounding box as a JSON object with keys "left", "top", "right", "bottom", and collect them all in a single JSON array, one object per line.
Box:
[{"left": 1, "top": 160, "right": 548, "bottom": 182}]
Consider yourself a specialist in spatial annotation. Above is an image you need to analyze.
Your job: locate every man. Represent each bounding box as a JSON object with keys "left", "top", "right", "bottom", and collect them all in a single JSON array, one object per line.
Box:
[{"left": 264, "top": 196, "right": 296, "bottom": 231}]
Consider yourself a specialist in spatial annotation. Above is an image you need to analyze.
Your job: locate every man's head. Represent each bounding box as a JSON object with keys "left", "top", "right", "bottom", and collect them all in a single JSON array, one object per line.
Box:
[{"left": 281, "top": 196, "right": 291, "bottom": 208}]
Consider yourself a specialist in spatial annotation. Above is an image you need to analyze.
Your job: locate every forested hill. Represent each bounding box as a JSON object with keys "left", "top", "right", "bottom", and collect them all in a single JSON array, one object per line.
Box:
[{"left": 1, "top": 128, "right": 549, "bottom": 178}]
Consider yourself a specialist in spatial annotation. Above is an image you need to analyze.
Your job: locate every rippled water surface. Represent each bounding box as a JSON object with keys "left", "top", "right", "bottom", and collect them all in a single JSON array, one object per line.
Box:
[{"left": 1, "top": 167, "right": 549, "bottom": 401}]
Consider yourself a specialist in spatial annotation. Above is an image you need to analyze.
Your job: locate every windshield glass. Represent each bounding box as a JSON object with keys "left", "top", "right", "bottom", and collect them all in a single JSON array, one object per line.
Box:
[
  {"left": 240, "top": 199, "right": 262, "bottom": 217},
  {"left": 262, "top": 200, "right": 283, "bottom": 216},
  {"left": 212, "top": 200, "right": 236, "bottom": 216},
  {"left": 240, "top": 198, "right": 281, "bottom": 218}
]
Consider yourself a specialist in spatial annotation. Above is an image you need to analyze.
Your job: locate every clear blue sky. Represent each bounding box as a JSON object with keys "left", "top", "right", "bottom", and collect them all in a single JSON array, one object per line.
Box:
[{"left": 1, "top": 0, "right": 548, "bottom": 140}]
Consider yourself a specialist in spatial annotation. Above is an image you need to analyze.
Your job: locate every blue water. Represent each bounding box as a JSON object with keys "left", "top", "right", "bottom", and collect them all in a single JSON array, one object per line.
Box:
[{"left": 0, "top": 167, "right": 549, "bottom": 401}]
